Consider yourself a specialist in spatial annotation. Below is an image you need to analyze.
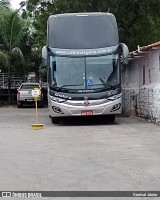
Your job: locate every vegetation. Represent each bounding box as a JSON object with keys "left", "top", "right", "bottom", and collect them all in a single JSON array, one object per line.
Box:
[
  {"left": 0, "top": 3, "right": 30, "bottom": 101},
  {"left": 0, "top": 0, "right": 160, "bottom": 96},
  {"left": 26, "top": 0, "right": 160, "bottom": 51},
  {"left": 0, "top": 0, "right": 10, "bottom": 8}
]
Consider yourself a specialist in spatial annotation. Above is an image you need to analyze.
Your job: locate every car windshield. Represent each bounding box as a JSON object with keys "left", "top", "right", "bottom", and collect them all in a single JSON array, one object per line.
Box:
[
  {"left": 21, "top": 84, "right": 40, "bottom": 90},
  {"left": 50, "top": 54, "right": 119, "bottom": 90}
]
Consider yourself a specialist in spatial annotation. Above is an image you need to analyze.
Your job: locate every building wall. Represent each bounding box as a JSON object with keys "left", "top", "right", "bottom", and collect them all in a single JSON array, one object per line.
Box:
[
  {"left": 122, "top": 48, "right": 160, "bottom": 123},
  {"left": 122, "top": 60, "right": 141, "bottom": 116}
]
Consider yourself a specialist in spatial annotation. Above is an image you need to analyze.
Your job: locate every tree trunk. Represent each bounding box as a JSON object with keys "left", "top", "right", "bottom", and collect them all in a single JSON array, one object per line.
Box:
[
  {"left": 8, "top": 65, "right": 11, "bottom": 103},
  {"left": 35, "top": 60, "right": 40, "bottom": 83}
]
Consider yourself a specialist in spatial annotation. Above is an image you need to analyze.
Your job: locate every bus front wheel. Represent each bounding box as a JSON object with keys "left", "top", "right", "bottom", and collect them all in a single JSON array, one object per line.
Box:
[
  {"left": 108, "top": 115, "right": 115, "bottom": 123},
  {"left": 51, "top": 117, "right": 60, "bottom": 124}
]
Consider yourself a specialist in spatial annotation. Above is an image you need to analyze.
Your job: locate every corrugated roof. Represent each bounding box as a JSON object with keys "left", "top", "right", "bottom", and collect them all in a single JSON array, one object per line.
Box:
[
  {"left": 140, "top": 41, "right": 160, "bottom": 50},
  {"left": 129, "top": 41, "right": 160, "bottom": 60}
]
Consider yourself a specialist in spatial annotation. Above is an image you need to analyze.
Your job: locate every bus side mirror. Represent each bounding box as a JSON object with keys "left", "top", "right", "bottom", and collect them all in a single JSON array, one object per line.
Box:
[
  {"left": 120, "top": 43, "right": 129, "bottom": 65},
  {"left": 42, "top": 45, "right": 47, "bottom": 68}
]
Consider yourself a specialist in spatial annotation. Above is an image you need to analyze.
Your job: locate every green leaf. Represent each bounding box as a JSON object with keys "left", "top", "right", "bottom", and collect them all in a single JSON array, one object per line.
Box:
[
  {"left": 0, "top": 50, "right": 9, "bottom": 67},
  {"left": 11, "top": 47, "right": 25, "bottom": 63}
]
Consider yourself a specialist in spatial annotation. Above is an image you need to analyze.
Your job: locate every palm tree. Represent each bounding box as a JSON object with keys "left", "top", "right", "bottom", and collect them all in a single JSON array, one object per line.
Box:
[
  {"left": 0, "top": 0, "right": 10, "bottom": 8},
  {"left": 0, "top": 5, "right": 29, "bottom": 102}
]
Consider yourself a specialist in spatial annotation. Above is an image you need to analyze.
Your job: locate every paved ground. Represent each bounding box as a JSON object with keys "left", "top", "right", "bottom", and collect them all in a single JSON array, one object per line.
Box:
[{"left": 0, "top": 106, "right": 160, "bottom": 200}]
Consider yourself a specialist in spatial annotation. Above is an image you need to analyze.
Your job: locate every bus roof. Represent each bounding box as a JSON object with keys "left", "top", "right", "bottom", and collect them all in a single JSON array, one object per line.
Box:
[
  {"left": 48, "top": 12, "right": 119, "bottom": 49},
  {"left": 49, "top": 12, "right": 115, "bottom": 19}
]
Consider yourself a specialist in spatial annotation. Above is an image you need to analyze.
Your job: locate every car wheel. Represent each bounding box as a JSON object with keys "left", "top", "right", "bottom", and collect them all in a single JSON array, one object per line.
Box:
[
  {"left": 51, "top": 117, "right": 60, "bottom": 124},
  {"left": 40, "top": 102, "right": 44, "bottom": 108},
  {"left": 17, "top": 102, "right": 23, "bottom": 108}
]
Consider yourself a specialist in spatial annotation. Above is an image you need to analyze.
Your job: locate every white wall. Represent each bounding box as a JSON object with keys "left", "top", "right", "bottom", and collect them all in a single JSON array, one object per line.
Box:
[{"left": 122, "top": 48, "right": 160, "bottom": 123}]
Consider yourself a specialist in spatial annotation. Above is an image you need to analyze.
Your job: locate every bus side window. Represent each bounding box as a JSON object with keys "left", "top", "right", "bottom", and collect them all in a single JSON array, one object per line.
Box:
[
  {"left": 53, "top": 63, "right": 56, "bottom": 72},
  {"left": 52, "top": 62, "right": 57, "bottom": 86},
  {"left": 48, "top": 67, "right": 52, "bottom": 84},
  {"left": 107, "top": 60, "right": 117, "bottom": 83}
]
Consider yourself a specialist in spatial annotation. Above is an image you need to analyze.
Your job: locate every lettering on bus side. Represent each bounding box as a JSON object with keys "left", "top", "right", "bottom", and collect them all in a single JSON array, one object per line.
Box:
[
  {"left": 55, "top": 48, "right": 113, "bottom": 56},
  {"left": 55, "top": 93, "right": 72, "bottom": 100}
]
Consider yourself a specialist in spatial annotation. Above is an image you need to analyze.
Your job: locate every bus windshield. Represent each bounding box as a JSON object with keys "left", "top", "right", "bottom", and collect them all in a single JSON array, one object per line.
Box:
[{"left": 50, "top": 54, "right": 119, "bottom": 90}]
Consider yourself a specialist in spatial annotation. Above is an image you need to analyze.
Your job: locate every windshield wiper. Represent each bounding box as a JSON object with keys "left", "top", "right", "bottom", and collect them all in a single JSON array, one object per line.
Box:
[
  {"left": 57, "top": 84, "right": 84, "bottom": 91},
  {"left": 103, "top": 83, "right": 117, "bottom": 89},
  {"left": 54, "top": 82, "right": 117, "bottom": 92},
  {"left": 89, "top": 84, "right": 117, "bottom": 89},
  {"left": 98, "top": 78, "right": 117, "bottom": 89}
]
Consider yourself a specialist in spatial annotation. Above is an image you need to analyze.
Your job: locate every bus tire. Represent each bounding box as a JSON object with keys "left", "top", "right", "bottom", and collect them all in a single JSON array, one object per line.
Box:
[
  {"left": 108, "top": 115, "right": 115, "bottom": 123},
  {"left": 51, "top": 117, "right": 60, "bottom": 124}
]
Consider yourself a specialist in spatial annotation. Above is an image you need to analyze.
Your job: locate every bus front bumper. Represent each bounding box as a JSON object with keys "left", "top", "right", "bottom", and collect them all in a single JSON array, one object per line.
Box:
[{"left": 48, "top": 97, "right": 122, "bottom": 117}]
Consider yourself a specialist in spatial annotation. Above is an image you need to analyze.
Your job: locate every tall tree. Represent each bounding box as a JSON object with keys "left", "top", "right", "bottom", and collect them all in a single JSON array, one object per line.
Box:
[
  {"left": 25, "top": 0, "right": 160, "bottom": 51},
  {"left": 0, "top": 6, "right": 29, "bottom": 102},
  {"left": 0, "top": 0, "right": 10, "bottom": 8}
]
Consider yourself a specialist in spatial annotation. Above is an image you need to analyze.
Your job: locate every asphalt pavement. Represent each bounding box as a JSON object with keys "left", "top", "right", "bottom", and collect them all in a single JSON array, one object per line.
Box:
[{"left": 0, "top": 106, "right": 160, "bottom": 200}]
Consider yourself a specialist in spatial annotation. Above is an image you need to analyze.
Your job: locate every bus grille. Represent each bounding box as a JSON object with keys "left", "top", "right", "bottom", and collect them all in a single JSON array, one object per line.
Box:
[{"left": 64, "top": 99, "right": 110, "bottom": 106}]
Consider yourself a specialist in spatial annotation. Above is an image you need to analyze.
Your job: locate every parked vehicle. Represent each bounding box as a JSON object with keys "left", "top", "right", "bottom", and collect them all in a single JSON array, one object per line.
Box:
[
  {"left": 27, "top": 72, "right": 36, "bottom": 82},
  {"left": 42, "top": 12, "right": 129, "bottom": 124},
  {"left": 17, "top": 83, "right": 43, "bottom": 108}
]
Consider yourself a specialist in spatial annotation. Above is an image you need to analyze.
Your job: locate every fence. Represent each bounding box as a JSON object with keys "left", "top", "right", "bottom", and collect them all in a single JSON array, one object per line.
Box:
[
  {"left": 0, "top": 89, "right": 48, "bottom": 104},
  {"left": 0, "top": 73, "right": 48, "bottom": 104},
  {"left": 0, "top": 90, "right": 17, "bottom": 104},
  {"left": 0, "top": 73, "right": 25, "bottom": 89}
]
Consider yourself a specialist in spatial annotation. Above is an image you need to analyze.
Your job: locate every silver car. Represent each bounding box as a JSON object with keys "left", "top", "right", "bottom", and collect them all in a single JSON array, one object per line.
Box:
[{"left": 17, "top": 83, "right": 43, "bottom": 108}]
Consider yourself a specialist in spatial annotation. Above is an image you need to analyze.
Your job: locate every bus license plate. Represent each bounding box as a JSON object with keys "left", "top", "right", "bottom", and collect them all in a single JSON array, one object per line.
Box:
[{"left": 81, "top": 110, "right": 93, "bottom": 116}]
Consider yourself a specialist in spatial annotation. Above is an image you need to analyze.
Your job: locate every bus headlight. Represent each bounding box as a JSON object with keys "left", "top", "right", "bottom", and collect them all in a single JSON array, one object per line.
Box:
[
  {"left": 52, "top": 106, "right": 64, "bottom": 114},
  {"left": 110, "top": 103, "right": 121, "bottom": 112},
  {"left": 107, "top": 93, "right": 122, "bottom": 101},
  {"left": 50, "top": 96, "right": 67, "bottom": 103}
]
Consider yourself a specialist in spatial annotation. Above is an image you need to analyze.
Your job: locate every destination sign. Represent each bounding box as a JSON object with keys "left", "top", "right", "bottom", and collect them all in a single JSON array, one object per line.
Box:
[{"left": 49, "top": 46, "right": 118, "bottom": 56}]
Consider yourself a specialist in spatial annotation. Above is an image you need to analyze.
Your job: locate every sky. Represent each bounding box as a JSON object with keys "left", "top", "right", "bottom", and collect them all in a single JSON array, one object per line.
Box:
[{"left": 11, "top": 0, "right": 23, "bottom": 9}]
